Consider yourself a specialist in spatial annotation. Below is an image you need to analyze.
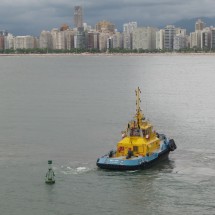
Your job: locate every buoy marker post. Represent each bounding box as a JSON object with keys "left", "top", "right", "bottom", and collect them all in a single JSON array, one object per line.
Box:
[{"left": 45, "top": 160, "right": 55, "bottom": 184}]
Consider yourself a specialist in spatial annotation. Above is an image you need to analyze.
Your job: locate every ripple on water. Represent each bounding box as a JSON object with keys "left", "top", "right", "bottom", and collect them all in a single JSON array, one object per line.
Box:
[{"left": 59, "top": 162, "right": 92, "bottom": 175}]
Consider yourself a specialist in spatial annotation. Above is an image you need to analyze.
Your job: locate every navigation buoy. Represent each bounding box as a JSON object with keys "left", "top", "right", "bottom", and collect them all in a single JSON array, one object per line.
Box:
[{"left": 45, "top": 160, "right": 55, "bottom": 184}]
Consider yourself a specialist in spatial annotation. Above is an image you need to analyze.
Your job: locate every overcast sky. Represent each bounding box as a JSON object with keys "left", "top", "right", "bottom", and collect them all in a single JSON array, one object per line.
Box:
[{"left": 1, "top": 0, "right": 215, "bottom": 36}]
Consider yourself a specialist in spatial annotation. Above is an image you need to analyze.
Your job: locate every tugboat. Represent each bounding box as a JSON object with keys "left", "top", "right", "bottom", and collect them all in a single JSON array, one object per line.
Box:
[{"left": 97, "top": 87, "right": 176, "bottom": 171}]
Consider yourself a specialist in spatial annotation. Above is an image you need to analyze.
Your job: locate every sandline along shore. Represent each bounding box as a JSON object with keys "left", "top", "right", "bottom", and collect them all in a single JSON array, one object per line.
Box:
[{"left": 0, "top": 52, "right": 215, "bottom": 57}]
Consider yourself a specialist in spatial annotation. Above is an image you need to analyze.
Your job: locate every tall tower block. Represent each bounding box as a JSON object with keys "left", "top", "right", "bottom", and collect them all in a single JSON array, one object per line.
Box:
[{"left": 74, "top": 6, "right": 83, "bottom": 28}]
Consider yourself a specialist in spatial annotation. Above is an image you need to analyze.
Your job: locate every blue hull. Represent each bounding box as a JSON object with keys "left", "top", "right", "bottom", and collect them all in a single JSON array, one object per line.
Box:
[{"left": 97, "top": 148, "right": 170, "bottom": 171}]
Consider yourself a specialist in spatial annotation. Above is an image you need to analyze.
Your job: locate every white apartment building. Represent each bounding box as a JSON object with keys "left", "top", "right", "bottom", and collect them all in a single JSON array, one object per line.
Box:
[
  {"left": 4, "top": 34, "right": 14, "bottom": 49},
  {"left": 14, "top": 36, "right": 36, "bottom": 49},
  {"left": 39, "top": 31, "right": 52, "bottom": 49},
  {"left": 99, "top": 32, "right": 110, "bottom": 51},
  {"left": 51, "top": 30, "right": 66, "bottom": 50},
  {"left": 173, "top": 28, "right": 188, "bottom": 50},
  {"left": 201, "top": 27, "right": 212, "bottom": 49},
  {"left": 123, "top": 32, "right": 132, "bottom": 49},
  {"left": 56, "top": 31, "right": 66, "bottom": 50},
  {"left": 156, "top": 29, "right": 164, "bottom": 50},
  {"left": 173, "top": 34, "right": 187, "bottom": 50},
  {"left": 132, "top": 27, "right": 157, "bottom": 50},
  {"left": 157, "top": 27, "right": 186, "bottom": 50},
  {"left": 190, "top": 19, "right": 206, "bottom": 49},
  {"left": 112, "top": 32, "right": 123, "bottom": 48},
  {"left": 123, "top": 22, "right": 137, "bottom": 49},
  {"left": 123, "top": 22, "right": 137, "bottom": 33},
  {"left": 164, "top": 25, "right": 176, "bottom": 50},
  {"left": 211, "top": 28, "right": 215, "bottom": 49},
  {"left": 107, "top": 33, "right": 123, "bottom": 49},
  {"left": 190, "top": 31, "right": 201, "bottom": 48},
  {"left": 51, "top": 28, "right": 76, "bottom": 50},
  {"left": 65, "top": 30, "right": 75, "bottom": 50},
  {"left": 51, "top": 28, "right": 59, "bottom": 49}
]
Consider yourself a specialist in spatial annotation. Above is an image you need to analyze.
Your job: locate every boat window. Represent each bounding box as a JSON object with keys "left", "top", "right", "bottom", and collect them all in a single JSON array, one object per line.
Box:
[
  {"left": 130, "top": 128, "right": 140, "bottom": 136},
  {"left": 133, "top": 146, "right": 138, "bottom": 152}
]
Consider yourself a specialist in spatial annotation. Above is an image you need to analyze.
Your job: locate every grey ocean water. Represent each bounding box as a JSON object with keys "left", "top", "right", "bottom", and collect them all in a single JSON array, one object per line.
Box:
[{"left": 0, "top": 55, "right": 215, "bottom": 215}]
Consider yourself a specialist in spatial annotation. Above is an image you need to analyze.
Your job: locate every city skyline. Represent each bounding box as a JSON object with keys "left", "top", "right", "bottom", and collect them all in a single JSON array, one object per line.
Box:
[{"left": 1, "top": 0, "right": 215, "bottom": 36}]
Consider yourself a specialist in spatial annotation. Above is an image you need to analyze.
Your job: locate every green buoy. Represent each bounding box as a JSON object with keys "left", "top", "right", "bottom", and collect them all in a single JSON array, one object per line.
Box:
[{"left": 45, "top": 160, "right": 55, "bottom": 184}]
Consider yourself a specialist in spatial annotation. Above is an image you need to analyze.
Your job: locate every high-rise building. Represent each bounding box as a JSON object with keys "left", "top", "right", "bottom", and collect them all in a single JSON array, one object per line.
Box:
[
  {"left": 4, "top": 34, "right": 14, "bottom": 49},
  {"left": 189, "top": 19, "right": 206, "bottom": 49},
  {"left": 39, "top": 31, "right": 52, "bottom": 49},
  {"left": 123, "top": 22, "right": 137, "bottom": 49},
  {"left": 74, "top": 29, "right": 86, "bottom": 49},
  {"left": 132, "top": 27, "right": 157, "bottom": 50},
  {"left": 123, "top": 22, "right": 137, "bottom": 34},
  {"left": 51, "top": 28, "right": 59, "bottom": 49},
  {"left": 99, "top": 33, "right": 111, "bottom": 51},
  {"left": 190, "top": 31, "right": 201, "bottom": 48},
  {"left": 14, "top": 36, "right": 36, "bottom": 49},
  {"left": 112, "top": 32, "right": 123, "bottom": 48},
  {"left": 0, "top": 36, "right": 4, "bottom": 50},
  {"left": 123, "top": 32, "right": 132, "bottom": 49},
  {"left": 107, "top": 37, "right": 113, "bottom": 49},
  {"left": 65, "top": 30, "right": 75, "bottom": 50},
  {"left": 173, "top": 34, "right": 187, "bottom": 50},
  {"left": 107, "top": 32, "right": 123, "bottom": 49},
  {"left": 195, "top": 19, "right": 205, "bottom": 31},
  {"left": 74, "top": 6, "right": 83, "bottom": 29},
  {"left": 87, "top": 32, "right": 99, "bottom": 49},
  {"left": 156, "top": 29, "right": 164, "bottom": 50},
  {"left": 164, "top": 25, "right": 176, "bottom": 50},
  {"left": 201, "top": 27, "right": 211, "bottom": 49},
  {"left": 173, "top": 28, "right": 188, "bottom": 50},
  {"left": 211, "top": 28, "right": 215, "bottom": 49},
  {"left": 56, "top": 31, "right": 67, "bottom": 50},
  {"left": 51, "top": 28, "right": 76, "bottom": 50}
]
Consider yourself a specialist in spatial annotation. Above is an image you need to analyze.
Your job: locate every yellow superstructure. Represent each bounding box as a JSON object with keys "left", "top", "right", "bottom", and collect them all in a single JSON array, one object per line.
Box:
[{"left": 116, "top": 87, "right": 160, "bottom": 157}]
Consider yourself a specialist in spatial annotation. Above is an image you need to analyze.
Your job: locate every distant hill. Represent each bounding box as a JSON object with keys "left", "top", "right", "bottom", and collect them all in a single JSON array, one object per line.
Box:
[{"left": 171, "top": 17, "right": 215, "bottom": 33}]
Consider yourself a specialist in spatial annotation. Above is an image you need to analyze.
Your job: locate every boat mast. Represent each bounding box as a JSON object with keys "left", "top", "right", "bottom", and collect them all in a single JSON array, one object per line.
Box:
[{"left": 135, "top": 87, "right": 145, "bottom": 127}]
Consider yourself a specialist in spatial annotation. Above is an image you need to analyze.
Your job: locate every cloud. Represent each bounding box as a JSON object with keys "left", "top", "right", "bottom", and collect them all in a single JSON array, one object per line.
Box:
[{"left": 0, "top": 0, "right": 215, "bottom": 36}]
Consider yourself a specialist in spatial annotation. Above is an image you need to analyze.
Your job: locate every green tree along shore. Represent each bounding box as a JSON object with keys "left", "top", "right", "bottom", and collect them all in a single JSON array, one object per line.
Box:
[{"left": 1, "top": 47, "right": 215, "bottom": 54}]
